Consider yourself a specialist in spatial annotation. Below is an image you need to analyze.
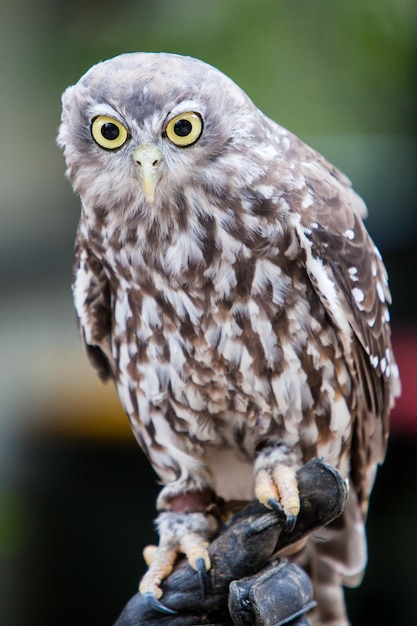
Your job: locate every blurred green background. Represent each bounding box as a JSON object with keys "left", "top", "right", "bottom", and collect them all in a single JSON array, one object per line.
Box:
[{"left": 1, "top": 1, "right": 416, "bottom": 624}]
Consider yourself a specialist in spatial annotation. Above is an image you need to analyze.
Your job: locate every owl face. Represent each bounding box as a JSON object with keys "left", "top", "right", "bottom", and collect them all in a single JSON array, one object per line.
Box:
[{"left": 58, "top": 52, "right": 263, "bottom": 228}]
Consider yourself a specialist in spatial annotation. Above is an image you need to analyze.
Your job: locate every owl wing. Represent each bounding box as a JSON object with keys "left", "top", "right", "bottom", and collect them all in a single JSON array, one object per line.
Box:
[
  {"left": 287, "top": 156, "right": 400, "bottom": 511},
  {"left": 72, "top": 230, "right": 115, "bottom": 382}
]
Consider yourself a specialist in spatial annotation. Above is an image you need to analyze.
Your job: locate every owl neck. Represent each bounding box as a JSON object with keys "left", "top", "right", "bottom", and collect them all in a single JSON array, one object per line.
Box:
[{"left": 79, "top": 189, "right": 293, "bottom": 291}]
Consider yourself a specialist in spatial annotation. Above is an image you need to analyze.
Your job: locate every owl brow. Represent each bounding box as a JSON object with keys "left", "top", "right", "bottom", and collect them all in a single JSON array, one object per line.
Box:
[
  {"left": 165, "top": 98, "right": 204, "bottom": 120},
  {"left": 88, "top": 99, "right": 127, "bottom": 123}
]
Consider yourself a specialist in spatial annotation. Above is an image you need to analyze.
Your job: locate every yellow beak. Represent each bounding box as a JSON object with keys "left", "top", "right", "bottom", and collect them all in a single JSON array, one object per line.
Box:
[{"left": 132, "top": 145, "right": 162, "bottom": 206}]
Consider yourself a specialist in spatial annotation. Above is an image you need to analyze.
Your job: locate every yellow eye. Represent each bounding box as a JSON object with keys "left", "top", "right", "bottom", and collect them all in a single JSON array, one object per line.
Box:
[
  {"left": 91, "top": 115, "right": 129, "bottom": 150},
  {"left": 165, "top": 112, "right": 203, "bottom": 147}
]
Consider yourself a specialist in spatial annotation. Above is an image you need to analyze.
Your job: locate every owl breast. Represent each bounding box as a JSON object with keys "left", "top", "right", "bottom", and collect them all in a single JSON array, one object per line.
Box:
[{"left": 107, "top": 232, "right": 354, "bottom": 493}]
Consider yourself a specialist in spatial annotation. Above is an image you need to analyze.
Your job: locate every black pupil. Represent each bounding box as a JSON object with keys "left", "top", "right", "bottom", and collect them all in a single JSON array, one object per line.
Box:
[
  {"left": 174, "top": 119, "right": 192, "bottom": 137},
  {"left": 101, "top": 123, "right": 120, "bottom": 140}
]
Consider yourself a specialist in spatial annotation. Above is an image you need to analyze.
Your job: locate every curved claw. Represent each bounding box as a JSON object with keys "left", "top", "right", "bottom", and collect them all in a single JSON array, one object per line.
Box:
[
  {"left": 195, "top": 556, "right": 208, "bottom": 599},
  {"left": 143, "top": 592, "right": 177, "bottom": 615},
  {"left": 285, "top": 514, "right": 297, "bottom": 533},
  {"left": 268, "top": 498, "right": 296, "bottom": 532},
  {"left": 267, "top": 497, "right": 283, "bottom": 513}
]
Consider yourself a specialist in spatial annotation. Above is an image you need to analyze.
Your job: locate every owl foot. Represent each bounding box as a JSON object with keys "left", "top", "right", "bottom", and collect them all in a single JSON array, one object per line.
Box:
[
  {"left": 255, "top": 444, "right": 300, "bottom": 532},
  {"left": 139, "top": 510, "right": 218, "bottom": 601}
]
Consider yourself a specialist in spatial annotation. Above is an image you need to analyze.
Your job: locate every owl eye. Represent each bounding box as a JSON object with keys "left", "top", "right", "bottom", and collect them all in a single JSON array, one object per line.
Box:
[
  {"left": 91, "top": 115, "right": 129, "bottom": 150},
  {"left": 165, "top": 112, "right": 203, "bottom": 147}
]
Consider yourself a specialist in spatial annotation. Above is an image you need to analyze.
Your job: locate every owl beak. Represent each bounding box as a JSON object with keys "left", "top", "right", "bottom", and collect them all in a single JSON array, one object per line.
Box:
[{"left": 132, "top": 145, "right": 163, "bottom": 206}]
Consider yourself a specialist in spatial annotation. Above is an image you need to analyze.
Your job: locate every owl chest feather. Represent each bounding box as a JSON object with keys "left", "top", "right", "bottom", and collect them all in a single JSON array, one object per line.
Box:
[{"left": 103, "top": 223, "right": 352, "bottom": 479}]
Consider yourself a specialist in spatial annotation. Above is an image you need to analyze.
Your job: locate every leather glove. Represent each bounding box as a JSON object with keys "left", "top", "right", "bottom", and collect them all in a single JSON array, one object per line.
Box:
[{"left": 114, "top": 459, "right": 348, "bottom": 625}]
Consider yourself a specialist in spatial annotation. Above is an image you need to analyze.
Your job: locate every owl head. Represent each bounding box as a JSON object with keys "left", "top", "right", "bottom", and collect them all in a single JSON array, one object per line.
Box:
[{"left": 57, "top": 52, "right": 270, "bottom": 229}]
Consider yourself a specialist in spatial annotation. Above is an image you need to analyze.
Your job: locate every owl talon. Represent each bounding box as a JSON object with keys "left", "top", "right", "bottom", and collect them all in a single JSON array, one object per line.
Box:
[
  {"left": 143, "top": 592, "right": 177, "bottom": 615},
  {"left": 267, "top": 497, "right": 283, "bottom": 514},
  {"left": 267, "top": 498, "right": 296, "bottom": 531},
  {"left": 139, "top": 543, "right": 179, "bottom": 600},
  {"left": 285, "top": 514, "right": 297, "bottom": 533},
  {"left": 143, "top": 544, "right": 158, "bottom": 567},
  {"left": 255, "top": 448, "right": 301, "bottom": 526},
  {"left": 195, "top": 556, "right": 208, "bottom": 598},
  {"left": 139, "top": 510, "right": 217, "bottom": 600}
]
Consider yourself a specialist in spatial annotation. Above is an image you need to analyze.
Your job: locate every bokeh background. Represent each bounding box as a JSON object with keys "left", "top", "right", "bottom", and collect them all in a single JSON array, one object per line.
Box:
[{"left": 1, "top": 1, "right": 416, "bottom": 624}]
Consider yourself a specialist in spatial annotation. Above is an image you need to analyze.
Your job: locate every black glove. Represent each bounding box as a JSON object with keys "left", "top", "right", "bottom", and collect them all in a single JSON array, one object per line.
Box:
[{"left": 114, "top": 459, "right": 348, "bottom": 626}]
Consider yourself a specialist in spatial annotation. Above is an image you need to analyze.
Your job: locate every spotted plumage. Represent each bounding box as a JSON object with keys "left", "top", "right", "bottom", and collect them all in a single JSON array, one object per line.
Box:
[{"left": 58, "top": 52, "right": 400, "bottom": 624}]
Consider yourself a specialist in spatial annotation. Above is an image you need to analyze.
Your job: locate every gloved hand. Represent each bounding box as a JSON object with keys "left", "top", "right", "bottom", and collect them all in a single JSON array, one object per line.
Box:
[{"left": 114, "top": 459, "right": 348, "bottom": 625}]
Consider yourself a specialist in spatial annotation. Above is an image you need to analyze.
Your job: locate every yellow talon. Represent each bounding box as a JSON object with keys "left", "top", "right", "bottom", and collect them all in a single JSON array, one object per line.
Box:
[
  {"left": 255, "top": 468, "right": 279, "bottom": 506},
  {"left": 273, "top": 465, "right": 300, "bottom": 517},
  {"left": 180, "top": 533, "right": 211, "bottom": 571},
  {"left": 255, "top": 463, "right": 300, "bottom": 518},
  {"left": 139, "top": 546, "right": 179, "bottom": 599},
  {"left": 139, "top": 510, "right": 217, "bottom": 599},
  {"left": 143, "top": 544, "right": 158, "bottom": 567}
]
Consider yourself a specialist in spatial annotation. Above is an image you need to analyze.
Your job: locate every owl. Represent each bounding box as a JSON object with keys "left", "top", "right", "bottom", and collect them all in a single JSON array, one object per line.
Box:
[{"left": 58, "top": 52, "right": 400, "bottom": 624}]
